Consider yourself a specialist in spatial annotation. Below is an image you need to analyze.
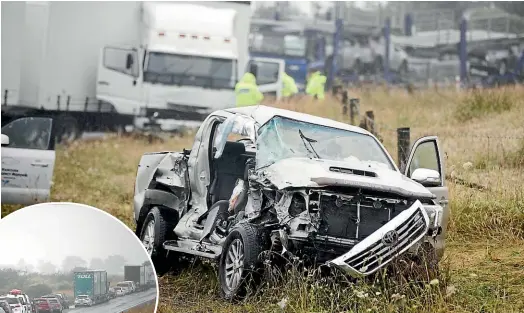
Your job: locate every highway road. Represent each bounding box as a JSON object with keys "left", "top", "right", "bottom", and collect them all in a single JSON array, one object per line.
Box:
[{"left": 65, "top": 288, "right": 157, "bottom": 313}]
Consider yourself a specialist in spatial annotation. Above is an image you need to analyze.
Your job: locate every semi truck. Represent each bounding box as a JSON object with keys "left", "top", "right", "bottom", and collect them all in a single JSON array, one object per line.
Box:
[
  {"left": 73, "top": 270, "right": 109, "bottom": 305},
  {"left": 124, "top": 265, "right": 147, "bottom": 292},
  {"left": 1, "top": 1, "right": 283, "bottom": 142},
  {"left": 144, "top": 263, "right": 156, "bottom": 288}
]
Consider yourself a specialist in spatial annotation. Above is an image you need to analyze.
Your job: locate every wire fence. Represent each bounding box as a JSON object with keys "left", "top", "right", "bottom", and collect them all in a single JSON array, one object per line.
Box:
[
  {"left": 1, "top": 89, "right": 116, "bottom": 113},
  {"left": 332, "top": 88, "right": 524, "bottom": 175}
]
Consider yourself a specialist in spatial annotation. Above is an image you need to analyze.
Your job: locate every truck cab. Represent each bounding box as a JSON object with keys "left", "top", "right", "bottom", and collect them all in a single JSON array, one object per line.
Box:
[
  {"left": 249, "top": 19, "right": 329, "bottom": 92},
  {"left": 97, "top": 2, "right": 284, "bottom": 131}
]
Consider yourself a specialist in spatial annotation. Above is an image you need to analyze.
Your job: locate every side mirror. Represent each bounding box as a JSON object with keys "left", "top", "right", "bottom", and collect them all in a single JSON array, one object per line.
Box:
[
  {"left": 411, "top": 168, "right": 441, "bottom": 187},
  {"left": 125, "top": 53, "right": 134, "bottom": 69},
  {"left": 1, "top": 134, "right": 9, "bottom": 146}
]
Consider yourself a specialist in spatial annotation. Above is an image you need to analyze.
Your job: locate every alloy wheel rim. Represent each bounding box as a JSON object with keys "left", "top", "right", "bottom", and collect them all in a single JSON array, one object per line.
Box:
[
  {"left": 141, "top": 220, "right": 155, "bottom": 255},
  {"left": 224, "top": 238, "right": 245, "bottom": 291}
]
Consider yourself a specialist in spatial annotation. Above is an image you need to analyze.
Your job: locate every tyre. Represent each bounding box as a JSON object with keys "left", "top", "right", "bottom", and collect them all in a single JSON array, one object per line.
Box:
[
  {"left": 218, "top": 222, "right": 267, "bottom": 301},
  {"left": 374, "top": 56, "right": 383, "bottom": 74},
  {"left": 56, "top": 115, "right": 81, "bottom": 145},
  {"left": 354, "top": 59, "right": 362, "bottom": 75},
  {"left": 139, "top": 207, "right": 178, "bottom": 275},
  {"left": 498, "top": 60, "right": 507, "bottom": 75},
  {"left": 398, "top": 60, "right": 408, "bottom": 77}
]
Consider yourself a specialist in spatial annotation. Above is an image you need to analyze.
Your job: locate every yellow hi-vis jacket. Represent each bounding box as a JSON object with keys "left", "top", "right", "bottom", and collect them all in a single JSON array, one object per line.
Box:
[
  {"left": 282, "top": 72, "right": 299, "bottom": 97},
  {"left": 235, "top": 73, "right": 263, "bottom": 107},
  {"left": 305, "top": 71, "right": 327, "bottom": 100}
]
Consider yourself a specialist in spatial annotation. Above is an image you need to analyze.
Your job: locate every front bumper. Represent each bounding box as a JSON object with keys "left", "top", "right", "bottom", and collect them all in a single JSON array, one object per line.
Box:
[{"left": 328, "top": 200, "right": 429, "bottom": 276}]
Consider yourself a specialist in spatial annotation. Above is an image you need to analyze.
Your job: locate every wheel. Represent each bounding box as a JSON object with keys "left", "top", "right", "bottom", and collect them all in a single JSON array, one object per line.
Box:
[
  {"left": 374, "top": 56, "right": 383, "bottom": 74},
  {"left": 139, "top": 207, "right": 177, "bottom": 276},
  {"left": 219, "top": 222, "right": 267, "bottom": 301},
  {"left": 398, "top": 60, "right": 408, "bottom": 77},
  {"left": 498, "top": 60, "right": 507, "bottom": 75},
  {"left": 56, "top": 115, "right": 81, "bottom": 145},
  {"left": 354, "top": 59, "right": 362, "bottom": 74}
]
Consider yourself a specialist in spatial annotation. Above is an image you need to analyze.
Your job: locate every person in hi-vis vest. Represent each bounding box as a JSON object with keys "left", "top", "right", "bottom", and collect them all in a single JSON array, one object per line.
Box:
[{"left": 235, "top": 72, "right": 263, "bottom": 107}]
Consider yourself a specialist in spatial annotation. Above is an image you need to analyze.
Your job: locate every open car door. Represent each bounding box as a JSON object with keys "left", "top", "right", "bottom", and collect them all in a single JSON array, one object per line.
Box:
[
  {"left": 1, "top": 117, "right": 56, "bottom": 205},
  {"left": 247, "top": 57, "right": 285, "bottom": 100},
  {"left": 96, "top": 46, "right": 143, "bottom": 116},
  {"left": 404, "top": 136, "right": 450, "bottom": 256}
]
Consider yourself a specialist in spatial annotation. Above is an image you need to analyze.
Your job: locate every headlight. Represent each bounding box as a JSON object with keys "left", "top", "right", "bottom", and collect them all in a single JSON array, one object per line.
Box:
[{"left": 423, "top": 205, "right": 443, "bottom": 229}]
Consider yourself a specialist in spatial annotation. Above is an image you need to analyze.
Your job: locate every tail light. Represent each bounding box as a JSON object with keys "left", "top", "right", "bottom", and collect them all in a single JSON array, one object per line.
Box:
[{"left": 224, "top": 38, "right": 231, "bottom": 43}]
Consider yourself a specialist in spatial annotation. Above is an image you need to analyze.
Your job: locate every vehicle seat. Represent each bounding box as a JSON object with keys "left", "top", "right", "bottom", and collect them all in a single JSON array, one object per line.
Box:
[
  {"left": 210, "top": 141, "right": 247, "bottom": 204},
  {"left": 230, "top": 158, "right": 255, "bottom": 214}
]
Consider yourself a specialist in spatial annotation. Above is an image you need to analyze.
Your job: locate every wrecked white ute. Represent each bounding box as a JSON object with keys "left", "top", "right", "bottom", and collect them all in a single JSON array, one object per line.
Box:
[{"left": 133, "top": 105, "right": 450, "bottom": 299}]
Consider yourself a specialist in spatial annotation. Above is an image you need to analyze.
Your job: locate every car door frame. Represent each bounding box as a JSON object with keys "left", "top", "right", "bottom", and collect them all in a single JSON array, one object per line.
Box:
[
  {"left": 1, "top": 116, "right": 57, "bottom": 205},
  {"left": 247, "top": 56, "right": 285, "bottom": 99},
  {"left": 404, "top": 135, "right": 450, "bottom": 257}
]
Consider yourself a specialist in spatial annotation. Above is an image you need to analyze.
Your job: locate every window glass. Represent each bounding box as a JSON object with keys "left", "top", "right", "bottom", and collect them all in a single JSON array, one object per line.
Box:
[
  {"left": 1, "top": 117, "right": 53, "bottom": 150},
  {"left": 409, "top": 141, "right": 440, "bottom": 177},
  {"left": 213, "top": 115, "right": 255, "bottom": 158},
  {"left": 248, "top": 61, "right": 279, "bottom": 85},
  {"left": 103, "top": 48, "right": 138, "bottom": 77},
  {"left": 144, "top": 52, "right": 235, "bottom": 89}
]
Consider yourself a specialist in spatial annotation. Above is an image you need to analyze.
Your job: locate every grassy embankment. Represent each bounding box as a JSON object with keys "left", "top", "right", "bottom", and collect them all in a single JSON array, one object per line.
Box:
[{"left": 2, "top": 86, "right": 523, "bottom": 312}]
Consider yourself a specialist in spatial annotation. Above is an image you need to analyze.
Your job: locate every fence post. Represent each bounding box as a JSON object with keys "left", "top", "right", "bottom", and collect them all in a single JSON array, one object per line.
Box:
[
  {"left": 98, "top": 100, "right": 102, "bottom": 112},
  {"left": 84, "top": 97, "right": 89, "bottom": 111},
  {"left": 397, "top": 127, "right": 411, "bottom": 172},
  {"left": 66, "top": 95, "right": 71, "bottom": 111},
  {"left": 57, "top": 95, "right": 61, "bottom": 111},
  {"left": 341, "top": 90, "right": 348, "bottom": 116},
  {"left": 350, "top": 98, "right": 359, "bottom": 125},
  {"left": 3, "top": 90, "right": 7, "bottom": 106},
  {"left": 365, "top": 111, "right": 375, "bottom": 135}
]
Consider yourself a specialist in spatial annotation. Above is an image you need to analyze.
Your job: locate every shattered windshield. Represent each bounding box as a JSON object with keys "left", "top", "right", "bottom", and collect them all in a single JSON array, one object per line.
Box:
[{"left": 256, "top": 116, "right": 395, "bottom": 170}]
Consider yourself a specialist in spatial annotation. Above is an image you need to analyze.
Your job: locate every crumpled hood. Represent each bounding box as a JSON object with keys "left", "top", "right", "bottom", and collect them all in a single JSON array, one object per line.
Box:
[{"left": 258, "top": 157, "right": 435, "bottom": 199}]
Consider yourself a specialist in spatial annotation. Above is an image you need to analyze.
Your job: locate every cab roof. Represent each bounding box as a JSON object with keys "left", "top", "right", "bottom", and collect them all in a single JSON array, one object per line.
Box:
[{"left": 225, "top": 105, "right": 370, "bottom": 135}]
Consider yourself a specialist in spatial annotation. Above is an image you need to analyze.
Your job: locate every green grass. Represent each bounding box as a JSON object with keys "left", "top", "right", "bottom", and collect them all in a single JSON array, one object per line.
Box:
[{"left": 3, "top": 87, "right": 524, "bottom": 312}]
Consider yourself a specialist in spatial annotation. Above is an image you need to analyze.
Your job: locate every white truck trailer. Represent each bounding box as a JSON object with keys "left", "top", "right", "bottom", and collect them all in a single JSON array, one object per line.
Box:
[{"left": 2, "top": 1, "right": 280, "bottom": 141}]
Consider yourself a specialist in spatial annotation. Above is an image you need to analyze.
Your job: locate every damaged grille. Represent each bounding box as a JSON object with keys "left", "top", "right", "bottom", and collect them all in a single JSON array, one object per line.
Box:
[
  {"left": 343, "top": 207, "right": 428, "bottom": 275},
  {"left": 316, "top": 192, "right": 411, "bottom": 240}
]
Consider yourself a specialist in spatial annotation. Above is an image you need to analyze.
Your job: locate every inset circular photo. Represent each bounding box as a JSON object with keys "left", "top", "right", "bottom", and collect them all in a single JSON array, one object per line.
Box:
[{"left": 0, "top": 202, "right": 158, "bottom": 313}]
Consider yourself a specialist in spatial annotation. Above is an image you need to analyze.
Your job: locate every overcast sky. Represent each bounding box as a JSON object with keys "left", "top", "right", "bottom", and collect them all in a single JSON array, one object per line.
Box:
[{"left": 0, "top": 203, "right": 150, "bottom": 270}]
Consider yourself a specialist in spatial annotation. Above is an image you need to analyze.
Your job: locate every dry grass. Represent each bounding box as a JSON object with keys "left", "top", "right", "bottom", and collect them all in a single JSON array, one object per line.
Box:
[{"left": 2, "top": 86, "right": 524, "bottom": 312}]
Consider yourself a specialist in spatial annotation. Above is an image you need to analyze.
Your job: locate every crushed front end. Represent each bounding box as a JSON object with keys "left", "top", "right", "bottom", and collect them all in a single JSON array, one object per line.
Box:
[{"left": 268, "top": 187, "right": 443, "bottom": 277}]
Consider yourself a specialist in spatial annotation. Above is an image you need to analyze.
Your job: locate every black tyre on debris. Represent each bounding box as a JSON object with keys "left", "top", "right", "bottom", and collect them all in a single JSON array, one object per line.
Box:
[
  {"left": 139, "top": 207, "right": 178, "bottom": 276},
  {"left": 218, "top": 222, "right": 267, "bottom": 301}
]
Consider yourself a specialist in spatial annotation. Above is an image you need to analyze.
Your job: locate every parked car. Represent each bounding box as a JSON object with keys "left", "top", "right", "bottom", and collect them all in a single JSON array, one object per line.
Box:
[
  {"left": 116, "top": 282, "right": 132, "bottom": 295},
  {"left": 51, "top": 295, "right": 67, "bottom": 310},
  {"left": 46, "top": 299, "right": 60, "bottom": 313},
  {"left": 134, "top": 105, "right": 449, "bottom": 300},
  {"left": 370, "top": 38, "right": 409, "bottom": 75},
  {"left": 33, "top": 298, "right": 52, "bottom": 313},
  {"left": 113, "top": 287, "right": 125, "bottom": 297},
  {"left": 7, "top": 291, "right": 30, "bottom": 313},
  {"left": 0, "top": 296, "right": 23, "bottom": 313},
  {"left": 1, "top": 116, "right": 56, "bottom": 205},
  {"left": 123, "top": 281, "right": 136, "bottom": 293},
  {"left": 73, "top": 295, "right": 92, "bottom": 307},
  {"left": 0, "top": 300, "right": 13, "bottom": 313}
]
